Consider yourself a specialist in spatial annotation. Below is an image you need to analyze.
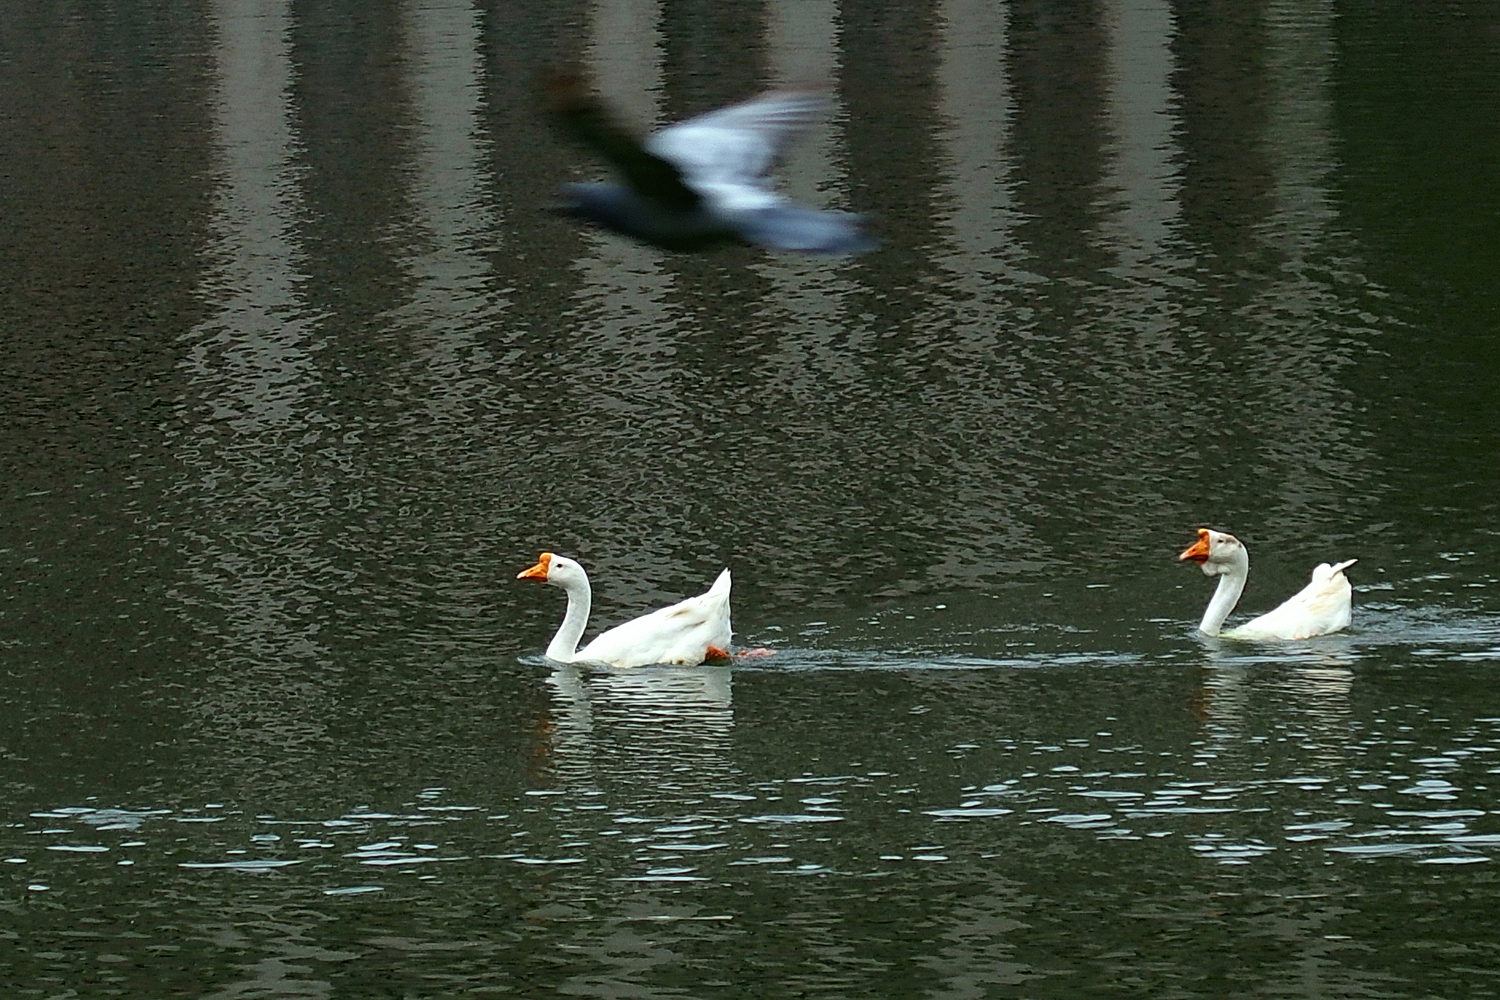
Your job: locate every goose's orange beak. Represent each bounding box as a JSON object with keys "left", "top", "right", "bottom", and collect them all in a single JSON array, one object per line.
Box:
[
  {"left": 517, "top": 552, "right": 553, "bottom": 581},
  {"left": 1179, "top": 529, "right": 1211, "bottom": 564}
]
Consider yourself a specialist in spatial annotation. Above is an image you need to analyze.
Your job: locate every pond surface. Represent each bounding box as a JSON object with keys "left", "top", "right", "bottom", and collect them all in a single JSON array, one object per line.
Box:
[{"left": 3, "top": 0, "right": 1500, "bottom": 997}]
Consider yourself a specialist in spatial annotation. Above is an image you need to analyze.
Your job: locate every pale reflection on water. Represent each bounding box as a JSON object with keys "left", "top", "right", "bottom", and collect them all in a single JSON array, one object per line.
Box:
[{"left": 545, "top": 661, "right": 735, "bottom": 792}]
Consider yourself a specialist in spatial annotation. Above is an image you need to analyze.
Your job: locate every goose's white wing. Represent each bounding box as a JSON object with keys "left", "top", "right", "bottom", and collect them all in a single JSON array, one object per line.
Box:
[
  {"left": 1228, "top": 559, "right": 1356, "bottom": 640},
  {"left": 577, "top": 569, "right": 732, "bottom": 668}
]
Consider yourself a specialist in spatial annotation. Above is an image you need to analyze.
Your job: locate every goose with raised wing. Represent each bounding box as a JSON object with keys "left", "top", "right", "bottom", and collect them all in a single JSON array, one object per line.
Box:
[
  {"left": 1179, "top": 528, "right": 1356, "bottom": 640},
  {"left": 517, "top": 552, "right": 732, "bottom": 667}
]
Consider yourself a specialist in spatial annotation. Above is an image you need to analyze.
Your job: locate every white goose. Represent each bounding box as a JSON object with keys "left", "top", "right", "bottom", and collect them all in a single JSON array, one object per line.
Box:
[
  {"left": 1179, "top": 528, "right": 1356, "bottom": 640},
  {"left": 517, "top": 552, "right": 732, "bottom": 667}
]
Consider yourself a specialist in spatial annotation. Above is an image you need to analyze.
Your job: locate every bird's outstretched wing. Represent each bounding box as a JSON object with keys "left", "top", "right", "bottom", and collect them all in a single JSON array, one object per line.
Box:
[
  {"left": 645, "top": 89, "right": 831, "bottom": 189},
  {"left": 542, "top": 70, "right": 700, "bottom": 211}
]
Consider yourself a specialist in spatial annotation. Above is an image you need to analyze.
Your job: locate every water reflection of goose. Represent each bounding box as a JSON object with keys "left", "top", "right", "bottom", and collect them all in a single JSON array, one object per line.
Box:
[
  {"left": 545, "top": 663, "right": 735, "bottom": 778},
  {"left": 1179, "top": 529, "right": 1356, "bottom": 640},
  {"left": 581, "top": 663, "right": 733, "bottom": 715},
  {"left": 546, "top": 662, "right": 734, "bottom": 735},
  {"left": 517, "top": 553, "right": 732, "bottom": 667},
  {"left": 1197, "top": 651, "right": 1356, "bottom": 773}
]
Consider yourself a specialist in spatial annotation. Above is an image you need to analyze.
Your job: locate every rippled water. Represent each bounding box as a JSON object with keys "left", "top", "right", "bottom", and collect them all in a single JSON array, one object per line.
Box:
[
  {"left": 4, "top": 0, "right": 1500, "bottom": 996},
  {"left": 10, "top": 625, "right": 1500, "bottom": 995}
]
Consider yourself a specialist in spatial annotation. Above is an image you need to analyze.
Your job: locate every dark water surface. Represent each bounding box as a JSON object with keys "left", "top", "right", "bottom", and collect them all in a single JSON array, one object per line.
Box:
[{"left": 4, "top": 0, "right": 1500, "bottom": 996}]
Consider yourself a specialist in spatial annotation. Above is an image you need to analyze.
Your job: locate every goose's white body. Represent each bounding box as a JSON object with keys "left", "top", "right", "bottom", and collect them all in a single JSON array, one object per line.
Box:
[
  {"left": 518, "top": 552, "right": 732, "bottom": 668},
  {"left": 1180, "top": 528, "right": 1355, "bottom": 640}
]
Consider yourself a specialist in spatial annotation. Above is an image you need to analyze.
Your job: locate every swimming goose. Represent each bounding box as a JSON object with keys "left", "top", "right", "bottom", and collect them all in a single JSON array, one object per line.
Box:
[
  {"left": 1179, "top": 528, "right": 1355, "bottom": 640},
  {"left": 517, "top": 552, "right": 733, "bottom": 667}
]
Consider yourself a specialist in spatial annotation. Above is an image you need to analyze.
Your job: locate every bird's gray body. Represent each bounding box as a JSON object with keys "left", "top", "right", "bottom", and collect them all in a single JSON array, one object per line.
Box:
[{"left": 558, "top": 182, "right": 870, "bottom": 254}]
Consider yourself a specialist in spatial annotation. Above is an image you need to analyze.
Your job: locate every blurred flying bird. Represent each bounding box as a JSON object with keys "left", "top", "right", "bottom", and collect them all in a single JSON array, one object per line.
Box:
[{"left": 544, "top": 72, "right": 874, "bottom": 255}]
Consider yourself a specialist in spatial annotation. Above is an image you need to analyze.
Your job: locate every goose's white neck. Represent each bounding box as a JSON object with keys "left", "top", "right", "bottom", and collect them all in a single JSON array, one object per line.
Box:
[
  {"left": 546, "top": 572, "right": 592, "bottom": 662},
  {"left": 1198, "top": 551, "right": 1249, "bottom": 636}
]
